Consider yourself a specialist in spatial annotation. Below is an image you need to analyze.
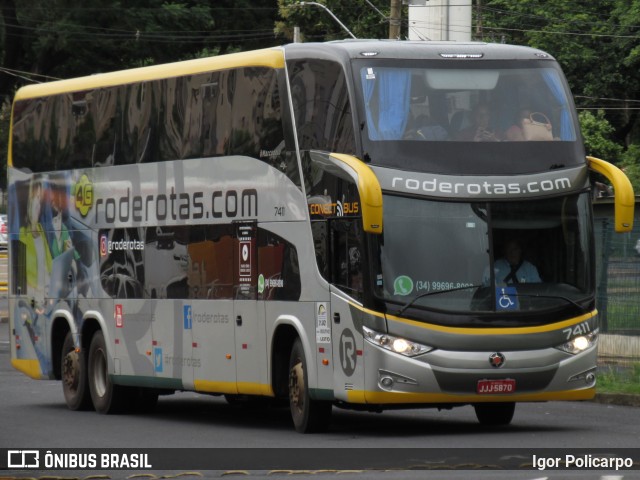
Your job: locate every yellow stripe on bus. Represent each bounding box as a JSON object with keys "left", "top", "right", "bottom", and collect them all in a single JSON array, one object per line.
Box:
[
  {"left": 11, "top": 359, "right": 43, "bottom": 380},
  {"left": 14, "top": 48, "right": 285, "bottom": 101},
  {"left": 347, "top": 300, "right": 597, "bottom": 336},
  {"left": 346, "top": 387, "right": 595, "bottom": 405},
  {"left": 386, "top": 310, "right": 597, "bottom": 336}
]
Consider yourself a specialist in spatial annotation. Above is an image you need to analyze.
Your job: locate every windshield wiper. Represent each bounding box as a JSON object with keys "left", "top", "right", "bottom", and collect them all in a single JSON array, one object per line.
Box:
[
  {"left": 505, "top": 292, "right": 588, "bottom": 313},
  {"left": 395, "top": 286, "right": 589, "bottom": 317},
  {"left": 396, "top": 284, "right": 483, "bottom": 316}
]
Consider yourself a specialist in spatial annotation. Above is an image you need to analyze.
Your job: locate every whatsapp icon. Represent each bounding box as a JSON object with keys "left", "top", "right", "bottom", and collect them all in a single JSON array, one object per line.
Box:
[{"left": 393, "top": 275, "right": 414, "bottom": 296}]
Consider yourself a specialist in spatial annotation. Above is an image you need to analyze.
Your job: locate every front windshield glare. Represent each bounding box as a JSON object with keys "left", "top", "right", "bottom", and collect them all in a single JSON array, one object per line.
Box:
[
  {"left": 359, "top": 65, "right": 576, "bottom": 142},
  {"left": 377, "top": 194, "right": 592, "bottom": 314}
]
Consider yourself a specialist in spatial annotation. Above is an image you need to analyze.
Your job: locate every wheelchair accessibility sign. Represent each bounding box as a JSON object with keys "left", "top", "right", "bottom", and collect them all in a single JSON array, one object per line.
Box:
[{"left": 496, "top": 287, "right": 519, "bottom": 311}]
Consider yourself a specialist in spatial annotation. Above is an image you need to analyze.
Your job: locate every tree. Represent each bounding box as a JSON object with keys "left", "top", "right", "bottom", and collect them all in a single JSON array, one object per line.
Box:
[
  {"left": 579, "top": 110, "right": 623, "bottom": 162},
  {"left": 0, "top": 0, "right": 282, "bottom": 97},
  {"left": 276, "top": 0, "right": 388, "bottom": 42},
  {"left": 0, "top": 0, "right": 282, "bottom": 181}
]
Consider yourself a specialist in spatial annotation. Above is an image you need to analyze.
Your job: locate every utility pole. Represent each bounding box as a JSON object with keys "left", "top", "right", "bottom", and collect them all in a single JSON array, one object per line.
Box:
[
  {"left": 389, "top": 0, "right": 401, "bottom": 39},
  {"left": 476, "top": 0, "right": 482, "bottom": 40}
]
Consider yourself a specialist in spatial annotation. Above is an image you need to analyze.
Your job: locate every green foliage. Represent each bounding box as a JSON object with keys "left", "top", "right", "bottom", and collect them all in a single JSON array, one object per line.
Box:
[
  {"left": 598, "top": 364, "right": 640, "bottom": 394},
  {"left": 0, "top": 0, "right": 281, "bottom": 85},
  {"left": 579, "top": 110, "right": 623, "bottom": 162},
  {"left": 621, "top": 144, "right": 640, "bottom": 194}
]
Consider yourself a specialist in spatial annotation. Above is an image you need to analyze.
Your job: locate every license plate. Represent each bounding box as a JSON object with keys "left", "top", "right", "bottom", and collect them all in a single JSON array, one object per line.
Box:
[{"left": 477, "top": 379, "right": 516, "bottom": 394}]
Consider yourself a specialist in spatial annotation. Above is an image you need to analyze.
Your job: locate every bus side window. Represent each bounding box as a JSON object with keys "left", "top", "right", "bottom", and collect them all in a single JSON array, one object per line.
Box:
[
  {"left": 257, "top": 229, "right": 301, "bottom": 301},
  {"left": 330, "top": 219, "right": 364, "bottom": 301},
  {"left": 311, "top": 220, "right": 329, "bottom": 280},
  {"left": 287, "top": 59, "right": 356, "bottom": 155}
]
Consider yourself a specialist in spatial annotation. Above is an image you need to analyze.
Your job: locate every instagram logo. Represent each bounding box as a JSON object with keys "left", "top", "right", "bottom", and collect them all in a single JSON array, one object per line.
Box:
[{"left": 100, "top": 234, "right": 108, "bottom": 257}]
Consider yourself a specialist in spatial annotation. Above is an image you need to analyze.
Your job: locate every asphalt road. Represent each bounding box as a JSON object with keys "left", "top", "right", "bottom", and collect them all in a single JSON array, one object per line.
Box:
[
  {"left": 1, "top": 253, "right": 639, "bottom": 478},
  {"left": 1, "top": 322, "right": 640, "bottom": 479}
]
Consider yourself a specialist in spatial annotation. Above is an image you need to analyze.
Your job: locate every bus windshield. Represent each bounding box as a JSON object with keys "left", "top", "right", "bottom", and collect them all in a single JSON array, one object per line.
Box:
[
  {"left": 375, "top": 193, "right": 593, "bottom": 319},
  {"left": 353, "top": 60, "right": 584, "bottom": 174}
]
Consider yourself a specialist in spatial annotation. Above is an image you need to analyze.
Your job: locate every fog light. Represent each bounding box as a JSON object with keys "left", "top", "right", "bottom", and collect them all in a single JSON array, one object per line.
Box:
[
  {"left": 380, "top": 376, "right": 394, "bottom": 390},
  {"left": 569, "top": 367, "right": 597, "bottom": 383}
]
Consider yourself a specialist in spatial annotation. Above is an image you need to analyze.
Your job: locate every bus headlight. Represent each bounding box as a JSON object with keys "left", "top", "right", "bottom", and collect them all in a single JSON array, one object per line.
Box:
[
  {"left": 556, "top": 330, "right": 598, "bottom": 355},
  {"left": 363, "top": 326, "right": 433, "bottom": 357}
]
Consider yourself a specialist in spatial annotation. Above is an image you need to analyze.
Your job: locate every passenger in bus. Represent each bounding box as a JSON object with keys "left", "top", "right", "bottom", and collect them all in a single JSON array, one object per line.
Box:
[
  {"left": 503, "top": 109, "right": 531, "bottom": 142},
  {"left": 455, "top": 103, "right": 500, "bottom": 142},
  {"left": 484, "top": 239, "right": 541, "bottom": 285},
  {"left": 404, "top": 114, "right": 448, "bottom": 141}
]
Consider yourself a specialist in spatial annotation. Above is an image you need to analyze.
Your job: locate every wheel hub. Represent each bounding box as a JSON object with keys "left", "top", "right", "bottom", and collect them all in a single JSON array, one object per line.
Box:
[
  {"left": 63, "top": 351, "right": 79, "bottom": 391},
  {"left": 289, "top": 362, "right": 304, "bottom": 408}
]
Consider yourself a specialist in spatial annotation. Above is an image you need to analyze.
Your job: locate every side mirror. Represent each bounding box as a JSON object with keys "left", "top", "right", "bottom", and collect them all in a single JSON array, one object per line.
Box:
[{"left": 588, "top": 156, "right": 635, "bottom": 232}]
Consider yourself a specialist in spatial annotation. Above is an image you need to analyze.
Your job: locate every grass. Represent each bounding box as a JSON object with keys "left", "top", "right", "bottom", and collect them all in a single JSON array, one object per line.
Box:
[{"left": 597, "top": 363, "right": 640, "bottom": 394}]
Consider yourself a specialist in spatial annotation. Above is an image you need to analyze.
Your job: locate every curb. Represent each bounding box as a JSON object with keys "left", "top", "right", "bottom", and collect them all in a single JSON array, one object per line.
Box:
[{"left": 592, "top": 392, "right": 640, "bottom": 407}]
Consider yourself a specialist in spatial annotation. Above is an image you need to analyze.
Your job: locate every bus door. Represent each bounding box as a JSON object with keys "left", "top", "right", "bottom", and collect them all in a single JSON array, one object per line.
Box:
[
  {"left": 329, "top": 218, "right": 366, "bottom": 401},
  {"left": 233, "top": 222, "right": 266, "bottom": 394}
]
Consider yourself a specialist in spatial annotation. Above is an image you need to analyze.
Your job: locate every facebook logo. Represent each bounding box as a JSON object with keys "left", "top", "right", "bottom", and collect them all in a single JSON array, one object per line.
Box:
[
  {"left": 154, "top": 348, "right": 163, "bottom": 373},
  {"left": 183, "top": 305, "right": 192, "bottom": 330}
]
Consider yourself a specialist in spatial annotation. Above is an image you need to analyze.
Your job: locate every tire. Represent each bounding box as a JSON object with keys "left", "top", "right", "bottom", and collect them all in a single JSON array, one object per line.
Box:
[
  {"left": 61, "top": 331, "right": 92, "bottom": 410},
  {"left": 88, "top": 330, "right": 126, "bottom": 414},
  {"left": 474, "top": 402, "right": 516, "bottom": 426},
  {"left": 288, "top": 338, "right": 332, "bottom": 433}
]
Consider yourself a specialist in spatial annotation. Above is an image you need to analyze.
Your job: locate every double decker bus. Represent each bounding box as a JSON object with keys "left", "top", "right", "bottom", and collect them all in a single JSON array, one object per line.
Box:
[{"left": 8, "top": 41, "right": 634, "bottom": 432}]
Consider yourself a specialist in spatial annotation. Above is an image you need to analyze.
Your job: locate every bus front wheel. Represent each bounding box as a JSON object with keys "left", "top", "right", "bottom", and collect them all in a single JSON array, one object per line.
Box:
[
  {"left": 474, "top": 402, "right": 515, "bottom": 426},
  {"left": 288, "top": 338, "right": 332, "bottom": 433},
  {"left": 61, "top": 331, "right": 91, "bottom": 410},
  {"left": 88, "top": 331, "right": 126, "bottom": 414}
]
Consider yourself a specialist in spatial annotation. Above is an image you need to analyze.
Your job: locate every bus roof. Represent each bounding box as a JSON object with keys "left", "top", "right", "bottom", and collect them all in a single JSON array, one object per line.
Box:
[
  {"left": 282, "top": 40, "right": 556, "bottom": 62},
  {"left": 14, "top": 47, "right": 285, "bottom": 101},
  {"left": 13, "top": 40, "right": 555, "bottom": 101}
]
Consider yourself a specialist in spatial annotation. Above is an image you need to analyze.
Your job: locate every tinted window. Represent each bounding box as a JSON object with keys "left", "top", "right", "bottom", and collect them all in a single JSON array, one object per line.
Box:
[
  {"left": 98, "top": 224, "right": 299, "bottom": 301},
  {"left": 258, "top": 229, "right": 301, "bottom": 301},
  {"left": 287, "top": 59, "right": 356, "bottom": 154},
  {"left": 12, "top": 67, "right": 295, "bottom": 184}
]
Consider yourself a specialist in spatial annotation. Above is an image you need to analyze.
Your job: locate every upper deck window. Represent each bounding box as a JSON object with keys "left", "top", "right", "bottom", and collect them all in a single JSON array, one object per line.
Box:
[
  {"left": 353, "top": 59, "right": 584, "bottom": 174},
  {"left": 359, "top": 65, "right": 576, "bottom": 143}
]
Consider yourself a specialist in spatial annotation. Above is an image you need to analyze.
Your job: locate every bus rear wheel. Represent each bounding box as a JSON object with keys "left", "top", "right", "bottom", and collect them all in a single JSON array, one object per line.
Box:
[
  {"left": 61, "top": 331, "right": 91, "bottom": 410},
  {"left": 88, "top": 331, "right": 126, "bottom": 414},
  {"left": 288, "top": 338, "right": 332, "bottom": 433},
  {"left": 474, "top": 402, "right": 515, "bottom": 426}
]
